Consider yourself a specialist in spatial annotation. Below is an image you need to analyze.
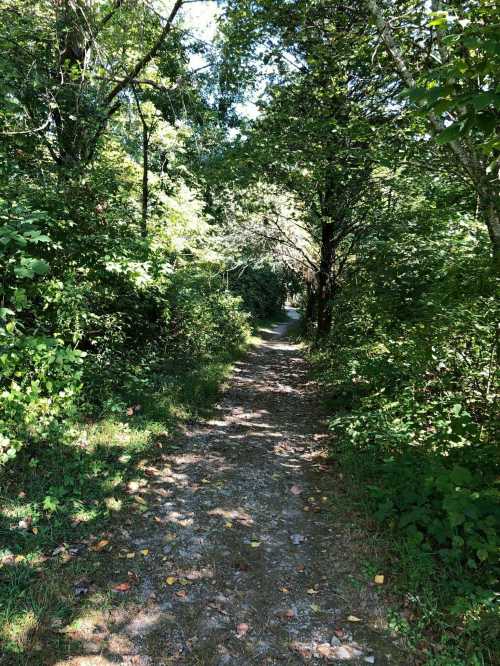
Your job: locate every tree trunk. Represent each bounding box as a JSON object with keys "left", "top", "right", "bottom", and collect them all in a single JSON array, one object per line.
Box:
[
  {"left": 316, "top": 221, "right": 335, "bottom": 338},
  {"left": 141, "top": 123, "right": 149, "bottom": 237},
  {"left": 304, "top": 280, "right": 317, "bottom": 323}
]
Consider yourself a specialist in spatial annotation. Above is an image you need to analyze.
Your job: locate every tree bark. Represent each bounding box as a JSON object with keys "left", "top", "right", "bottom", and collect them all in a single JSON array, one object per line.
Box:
[
  {"left": 304, "top": 280, "right": 317, "bottom": 324},
  {"left": 316, "top": 221, "right": 335, "bottom": 338},
  {"left": 141, "top": 121, "right": 149, "bottom": 237}
]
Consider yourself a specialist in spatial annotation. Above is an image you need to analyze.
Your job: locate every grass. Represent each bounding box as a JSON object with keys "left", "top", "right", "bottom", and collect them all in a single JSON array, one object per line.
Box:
[{"left": 0, "top": 335, "right": 253, "bottom": 663}]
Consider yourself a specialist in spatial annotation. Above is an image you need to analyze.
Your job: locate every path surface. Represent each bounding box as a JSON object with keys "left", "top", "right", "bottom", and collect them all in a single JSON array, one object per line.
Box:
[{"left": 59, "top": 310, "right": 406, "bottom": 665}]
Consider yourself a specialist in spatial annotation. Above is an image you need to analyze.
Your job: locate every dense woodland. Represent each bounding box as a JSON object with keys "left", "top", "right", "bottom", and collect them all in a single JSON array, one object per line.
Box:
[{"left": 0, "top": 0, "right": 499, "bottom": 663}]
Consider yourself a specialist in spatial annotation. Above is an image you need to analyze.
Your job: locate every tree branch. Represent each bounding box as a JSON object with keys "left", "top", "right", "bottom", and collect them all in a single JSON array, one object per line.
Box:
[{"left": 105, "top": 0, "right": 184, "bottom": 106}]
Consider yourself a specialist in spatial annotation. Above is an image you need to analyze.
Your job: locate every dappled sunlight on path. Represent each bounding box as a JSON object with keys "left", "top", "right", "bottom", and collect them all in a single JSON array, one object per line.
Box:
[{"left": 53, "top": 309, "right": 407, "bottom": 665}]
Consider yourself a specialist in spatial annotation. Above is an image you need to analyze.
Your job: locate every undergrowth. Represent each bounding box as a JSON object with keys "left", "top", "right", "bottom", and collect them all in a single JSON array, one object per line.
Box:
[{"left": 0, "top": 337, "right": 249, "bottom": 662}]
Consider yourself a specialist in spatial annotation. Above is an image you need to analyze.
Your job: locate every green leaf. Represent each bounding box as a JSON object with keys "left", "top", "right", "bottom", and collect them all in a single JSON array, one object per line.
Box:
[
  {"left": 471, "top": 92, "right": 500, "bottom": 111},
  {"left": 436, "top": 123, "right": 462, "bottom": 144}
]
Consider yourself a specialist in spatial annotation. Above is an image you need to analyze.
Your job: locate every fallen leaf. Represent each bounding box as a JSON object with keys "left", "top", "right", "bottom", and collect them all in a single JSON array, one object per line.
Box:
[
  {"left": 126, "top": 552, "right": 135, "bottom": 559},
  {"left": 92, "top": 539, "right": 109, "bottom": 552},
  {"left": 32, "top": 527, "right": 38, "bottom": 535},
  {"left": 166, "top": 576, "right": 177, "bottom": 585},
  {"left": 347, "top": 615, "right": 362, "bottom": 622},
  {"left": 290, "top": 485, "right": 303, "bottom": 495},
  {"left": 236, "top": 622, "right": 249, "bottom": 638},
  {"left": 310, "top": 603, "right": 321, "bottom": 612},
  {"left": 280, "top": 587, "right": 289, "bottom": 593},
  {"left": 307, "top": 588, "right": 319, "bottom": 595},
  {"left": 224, "top": 522, "right": 233, "bottom": 529},
  {"left": 140, "top": 549, "right": 149, "bottom": 556},
  {"left": 126, "top": 407, "right": 134, "bottom": 416},
  {"left": 113, "top": 582, "right": 131, "bottom": 592},
  {"left": 374, "top": 574, "right": 384, "bottom": 585},
  {"left": 249, "top": 541, "right": 261, "bottom": 548}
]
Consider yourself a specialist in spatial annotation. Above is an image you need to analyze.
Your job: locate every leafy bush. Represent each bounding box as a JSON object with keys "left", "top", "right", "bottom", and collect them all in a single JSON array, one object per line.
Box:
[
  {"left": 312, "top": 179, "right": 499, "bottom": 658},
  {"left": 168, "top": 265, "right": 251, "bottom": 360},
  {"left": 228, "top": 262, "right": 286, "bottom": 319},
  {"left": 0, "top": 202, "right": 84, "bottom": 462}
]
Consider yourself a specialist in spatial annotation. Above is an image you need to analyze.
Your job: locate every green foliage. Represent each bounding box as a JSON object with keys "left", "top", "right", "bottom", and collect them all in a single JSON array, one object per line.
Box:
[
  {"left": 0, "top": 201, "right": 85, "bottom": 462},
  {"left": 313, "top": 167, "right": 499, "bottom": 659},
  {"left": 167, "top": 265, "right": 251, "bottom": 360},
  {"left": 403, "top": 4, "right": 500, "bottom": 157},
  {"left": 228, "top": 262, "right": 286, "bottom": 319}
]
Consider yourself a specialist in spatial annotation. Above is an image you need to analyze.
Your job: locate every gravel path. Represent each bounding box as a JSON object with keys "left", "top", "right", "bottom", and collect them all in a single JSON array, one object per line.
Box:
[{"left": 58, "top": 310, "right": 408, "bottom": 665}]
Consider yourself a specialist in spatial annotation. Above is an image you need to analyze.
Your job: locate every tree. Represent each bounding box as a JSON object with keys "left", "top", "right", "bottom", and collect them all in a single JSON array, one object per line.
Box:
[
  {"left": 1, "top": 0, "right": 184, "bottom": 172},
  {"left": 220, "top": 0, "right": 390, "bottom": 336},
  {"left": 366, "top": 0, "right": 500, "bottom": 265}
]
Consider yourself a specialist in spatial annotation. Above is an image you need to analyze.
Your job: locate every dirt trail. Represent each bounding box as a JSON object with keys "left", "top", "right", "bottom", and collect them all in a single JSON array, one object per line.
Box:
[{"left": 58, "top": 310, "right": 407, "bottom": 665}]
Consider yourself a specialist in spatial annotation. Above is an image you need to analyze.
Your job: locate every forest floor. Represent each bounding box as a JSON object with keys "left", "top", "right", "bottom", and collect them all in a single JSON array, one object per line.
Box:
[{"left": 13, "top": 310, "right": 412, "bottom": 665}]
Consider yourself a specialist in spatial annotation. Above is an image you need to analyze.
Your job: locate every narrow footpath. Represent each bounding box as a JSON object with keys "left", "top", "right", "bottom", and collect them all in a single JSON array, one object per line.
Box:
[{"left": 57, "top": 310, "right": 408, "bottom": 665}]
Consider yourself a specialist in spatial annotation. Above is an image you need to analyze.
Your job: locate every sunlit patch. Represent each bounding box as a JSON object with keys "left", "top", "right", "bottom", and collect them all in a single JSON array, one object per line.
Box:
[
  {"left": 164, "top": 510, "right": 194, "bottom": 527},
  {"left": 0, "top": 609, "right": 38, "bottom": 649},
  {"left": 178, "top": 566, "right": 214, "bottom": 580},
  {"left": 104, "top": 496, "right": 122, "bottom": 511},
  {"left": 207, "top": 506, "right": 254, "bottom": 526},
  {"left": 170, "top": 453, "right": 204, "bottom": 465},
  {"left": 70, "top": 509, "right": 97, "bottom": 524},
  {"left": 55, "top": 657, "right": 117, "bottom": 665},
  {"left": 107, "top": 633, "right": 135, "bottom": 654},
  {"left": 161, "top": 470, "right": 190, "bottom": 487},
  {"left": 125, "top": 609, "right": 162, "bottom": 637}
]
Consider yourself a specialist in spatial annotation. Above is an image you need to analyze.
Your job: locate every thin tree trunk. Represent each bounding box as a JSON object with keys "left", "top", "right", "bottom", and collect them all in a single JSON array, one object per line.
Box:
[
  {"left": 305, "top": 280, "right": 316, "bottom": 323},
  {"left": 142, "top": 122, "right": 149, "bottom": 237},
  {"left": 316, "top": 221, "right": 335, "bottom": 338},
  {"left": 133, "top": 88, "right": 151, "bottom": 238}
]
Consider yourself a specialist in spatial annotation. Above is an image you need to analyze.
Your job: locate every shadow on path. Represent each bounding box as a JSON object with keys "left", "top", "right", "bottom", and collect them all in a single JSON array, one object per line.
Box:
[{"left": 38, "top": 308, "right": 408, "bottom": 665}]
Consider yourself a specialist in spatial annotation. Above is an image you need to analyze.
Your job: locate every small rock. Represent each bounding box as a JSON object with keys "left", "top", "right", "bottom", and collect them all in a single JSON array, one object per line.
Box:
[
  {"left": 364, "top": 657, "right": 375, "bottom": 664},
  {"left": 74, "top": 579, "right": 90, "bottom": 596},
  {"left": 290, "top": 533, "right": 305, "bottom": 545}
]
